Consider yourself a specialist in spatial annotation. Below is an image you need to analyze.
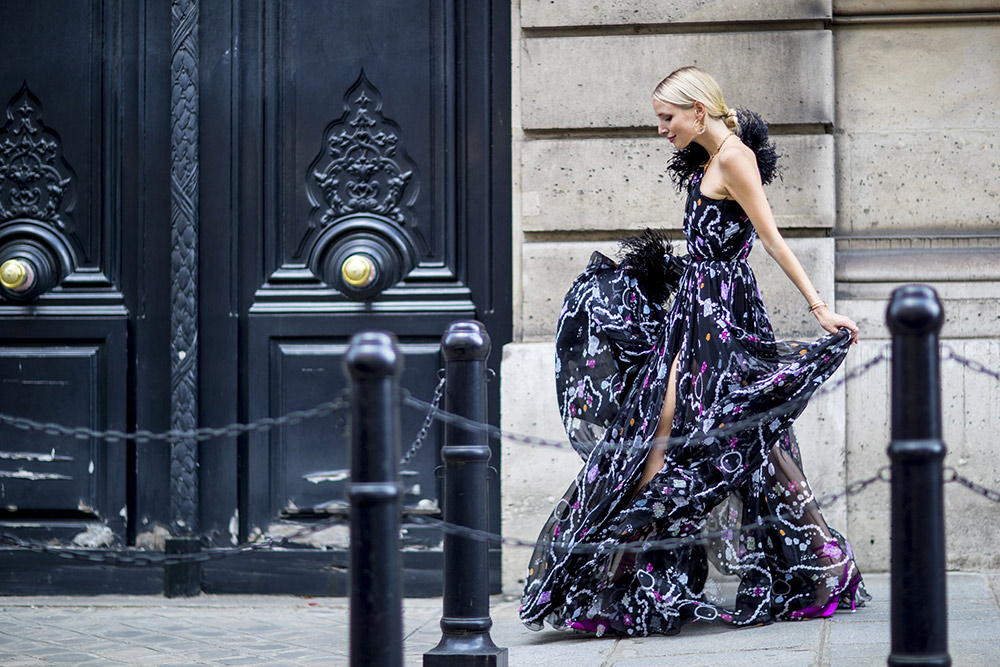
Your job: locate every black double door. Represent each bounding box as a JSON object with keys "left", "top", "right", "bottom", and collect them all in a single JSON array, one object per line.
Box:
[{"left": 0, "top": 0, "right": 509, "bottom": 595}]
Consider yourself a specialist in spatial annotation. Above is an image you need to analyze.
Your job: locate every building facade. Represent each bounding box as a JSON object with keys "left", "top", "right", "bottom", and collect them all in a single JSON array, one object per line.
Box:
[{"left": 502, "top": 0, "right": 1000, "bottom": 593}]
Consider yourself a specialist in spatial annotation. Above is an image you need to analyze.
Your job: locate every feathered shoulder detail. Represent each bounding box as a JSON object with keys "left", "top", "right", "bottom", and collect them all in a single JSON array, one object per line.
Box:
[
  {"left": 617, "top": 228, "right": 688, "bottom": 305},
  {"left": 665, "top": 108, "right": 781, "bottom": 191}
]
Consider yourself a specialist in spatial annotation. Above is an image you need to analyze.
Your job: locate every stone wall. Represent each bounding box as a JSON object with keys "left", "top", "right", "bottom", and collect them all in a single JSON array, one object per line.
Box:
[{"left": 503, "top": 0, "right": 1000, "bottom": 594}]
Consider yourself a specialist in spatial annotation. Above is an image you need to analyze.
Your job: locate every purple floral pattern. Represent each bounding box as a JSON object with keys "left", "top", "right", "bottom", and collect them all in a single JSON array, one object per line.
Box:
[{"left": 522, "top": 173, "right": 868, "bottom": 636}]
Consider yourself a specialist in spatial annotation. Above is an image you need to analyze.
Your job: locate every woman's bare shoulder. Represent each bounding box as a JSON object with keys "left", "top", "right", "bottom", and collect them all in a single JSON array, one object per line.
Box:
[{"left": 718, "top": 139, "right": 761, "bottom": 185}]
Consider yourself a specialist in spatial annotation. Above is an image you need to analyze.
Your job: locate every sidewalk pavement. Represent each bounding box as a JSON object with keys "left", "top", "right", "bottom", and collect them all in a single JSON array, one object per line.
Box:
[{"left": 1, "top": 572, "right": 998, "bottom": 666}]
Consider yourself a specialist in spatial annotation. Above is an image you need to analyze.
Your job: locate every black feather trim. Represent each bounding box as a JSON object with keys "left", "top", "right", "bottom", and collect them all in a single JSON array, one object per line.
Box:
[
  {"left": 665, "top": 108, "right": 781, "bottom": 191},
  {"left": 618, "top": 229, "right": 689, "bottom": 305}
]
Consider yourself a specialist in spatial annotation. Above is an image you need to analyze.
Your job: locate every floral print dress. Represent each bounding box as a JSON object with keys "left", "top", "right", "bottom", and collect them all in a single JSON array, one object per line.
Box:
[{"left": 519, "top": 168, "right": 868, "bottom": 637}]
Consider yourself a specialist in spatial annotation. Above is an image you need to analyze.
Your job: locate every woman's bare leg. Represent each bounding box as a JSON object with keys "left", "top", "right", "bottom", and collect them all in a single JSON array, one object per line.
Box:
[{"left": 634, "top": 354, "right": 680, "bottom": 494}]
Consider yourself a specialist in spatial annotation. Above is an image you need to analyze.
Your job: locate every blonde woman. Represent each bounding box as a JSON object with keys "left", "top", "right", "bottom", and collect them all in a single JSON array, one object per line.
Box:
[{"left": 520, "top": 66, "right": 867, "bottom": 636}]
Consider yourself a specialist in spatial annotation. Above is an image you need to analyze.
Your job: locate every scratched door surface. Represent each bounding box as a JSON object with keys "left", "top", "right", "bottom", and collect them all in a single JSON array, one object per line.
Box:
[
  {"left": 0, "top": 1, "right": 166, "bottom": 554},
  {"left": 198, "top": 0, "right": 510, "bottom": 593},
  {"left": 0, "top": 0, "right": 509, "bottom": 595}
]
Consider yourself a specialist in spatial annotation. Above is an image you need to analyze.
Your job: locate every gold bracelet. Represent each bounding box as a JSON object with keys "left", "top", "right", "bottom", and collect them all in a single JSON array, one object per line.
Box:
[{"left": 808, "top": 301, "right": 827, "bottom": 313}]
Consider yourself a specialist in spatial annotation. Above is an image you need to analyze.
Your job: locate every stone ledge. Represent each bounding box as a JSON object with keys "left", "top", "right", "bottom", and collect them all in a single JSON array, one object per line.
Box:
[
  {"left": 837, "top": 249, "right": 1000, "bottom": 282},
  {"left": 838, "top": 289, "right": 1000, "bottom": 339},
  {"left": 522, "top": 0, "right": 830, "bottom": 27},
  {"left": 835, "top": 0, "right": 1000, "bottom": 14},
  {"left": 521, "top": 31, "right": 833, "bottom": 129},
  {"left": 521, "top": 134, "right": 834, "bottom": 232}
]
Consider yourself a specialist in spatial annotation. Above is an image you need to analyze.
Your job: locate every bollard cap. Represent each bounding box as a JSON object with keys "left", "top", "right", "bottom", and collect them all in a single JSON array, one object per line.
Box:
[
  {"left": 886, "top": 284, "right": 944, "bottom": 337},
  {"left": 344, "top": 331, "right": 402, "bottom": 379},
  {"left": 442, "top": 320, "right": 491, "bottom": 361}
]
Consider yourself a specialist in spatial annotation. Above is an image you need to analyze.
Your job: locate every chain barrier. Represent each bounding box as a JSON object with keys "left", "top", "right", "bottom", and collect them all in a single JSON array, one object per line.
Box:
[
  {"left": 10, "top": 340, "right": 1000, "bottom": 567},
  {"left": 942, "top": 345, "right": 1000, "bottom": 383},
  {"left": 6, "top": 463, "right": 1000, "bottom": 566},
  {"left": 0, "top": 515, "right": 347, "bottom": 566},
  {"left": 0, "top": 395, "right": 350, "bottom": 443},
  {"left": 400, "top": 373, "right": 446, "bottom": 466},
  {"left": 402, "top": 347, "right": 891, "bottom": 456},
  {"left": 945, "top": 467, "right": 1000, "bottom": 503},
  {"left": 0, "top": 468, "right": 892, "bottom": 564},
  {"left": 409, "top": 466, "right": 892, "bottom": 554}
]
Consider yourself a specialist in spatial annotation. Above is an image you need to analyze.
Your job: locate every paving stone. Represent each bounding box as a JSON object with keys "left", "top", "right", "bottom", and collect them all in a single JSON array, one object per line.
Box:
[
  {"left": 0, "top": 574, "right": 996, "bottom": 665},
  {"left": 831, "top": 598, "right": 889, "bottom": 624},
  {"left": 944, "top": 572, "right": 993, "bottom": 599},
  {"left": 616, "top": 648, "right": 817, "bottom": 666}
]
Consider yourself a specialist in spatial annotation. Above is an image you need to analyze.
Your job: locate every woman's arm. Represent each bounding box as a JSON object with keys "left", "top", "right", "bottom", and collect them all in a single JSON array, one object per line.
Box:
[{"left": 717, "top": 146, "right": 859, "bottom": 343}]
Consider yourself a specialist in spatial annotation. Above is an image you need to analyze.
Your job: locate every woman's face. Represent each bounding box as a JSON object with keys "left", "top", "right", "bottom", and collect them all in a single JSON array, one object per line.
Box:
[{"left": 653, "top": 98, "right": 699, "bottom": 149}]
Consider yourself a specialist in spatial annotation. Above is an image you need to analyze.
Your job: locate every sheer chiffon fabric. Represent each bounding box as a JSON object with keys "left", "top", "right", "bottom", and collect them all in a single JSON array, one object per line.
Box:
[{"left": 521, "top": 173, "right": 868, "bottom": 637}]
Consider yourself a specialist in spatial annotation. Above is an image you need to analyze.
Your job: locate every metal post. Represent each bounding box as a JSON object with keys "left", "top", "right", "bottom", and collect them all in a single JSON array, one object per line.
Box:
[
  {"left": 424, "top": 321, "right": 508, "bottom": 666},
  {"left": 346, "top": 331, "right": 404, "bottom": 667},
  {"left": 886, "top": 284, "right": 950, "bottom": 666},
  {"left": 163, "top": 537, "right": 201, "bottom": 597}
]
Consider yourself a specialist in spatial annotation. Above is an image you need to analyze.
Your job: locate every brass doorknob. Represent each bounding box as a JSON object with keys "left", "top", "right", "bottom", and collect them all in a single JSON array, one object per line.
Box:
[
  {"left": 341, "top": 254, "right": 376, "bottom": 288},
  {"left": 0, "top": 258, "right": 29, "bottom": 290}
]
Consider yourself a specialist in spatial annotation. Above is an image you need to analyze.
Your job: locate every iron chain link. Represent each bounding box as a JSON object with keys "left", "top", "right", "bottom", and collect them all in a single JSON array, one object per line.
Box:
[
  {"left": 942, "top": 345, "right": 1000, "bottom": 383},
  {"left": 0, "top": 515, "right": 347, "bottom": 567},
  {"left": 409, "top": 466, "right": 893, "bottom": 554},
  {"left": 0, "top": 394, "right": 349, "bottom": 443},
  {"left": 402, "top": 348, "right": 891, "bottom": 455},
  {"left": 945, "top": 466, "right": 1000, "bottom": 503},
  {"left": 9, "top": 343, "right": 1000, "bottom": 567},
  {"left": 399, "top": 374, "right": 446, "bottom": 466}
]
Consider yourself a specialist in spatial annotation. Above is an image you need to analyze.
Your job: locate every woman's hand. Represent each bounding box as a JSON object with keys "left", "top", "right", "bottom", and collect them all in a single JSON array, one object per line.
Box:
[{"left": 813, "top": 306, "right": 859, "bottom": 344}]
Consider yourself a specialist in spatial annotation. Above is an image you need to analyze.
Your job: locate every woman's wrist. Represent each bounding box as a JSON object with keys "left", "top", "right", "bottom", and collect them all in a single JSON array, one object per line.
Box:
[{"left": 808, "top": 300, "right": 827, "bottom": 314}]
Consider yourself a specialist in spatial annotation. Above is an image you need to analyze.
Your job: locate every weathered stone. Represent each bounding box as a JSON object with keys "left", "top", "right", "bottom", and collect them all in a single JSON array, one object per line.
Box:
[
  {"left": 500, "top": 341, "right": 580, "bottom": 594},
  {"left": 521, "top": 31, "right": 834, "bottom": 129},
  {"left": 838, "top": 249, "right": 1000, "bottom": 283},
  {"left": 843, "top": 340, "right": 892, "bottom": 573},
  {"left": 521, "top": 134, "right": 835, "bottom": 232},
  {"left": 748, "top": 238, "right": 838, "bottom": 340},
  {"left": 844, "top": 336, "right": 1000, "bottom": 573},
  {"left": 834, "top": 130, "right": 1000, "bottom": 234},
  {"left": 834, "top": 0, "right": 1000, "bottom": 14},
  {"left": 835, "top": 24, "right": 1000, "bottom": 132},
  {"left": 522, "top": 0, "right": 830, "bottom": 27},
  {"left": 834, "top": 25, "right": 1000, "bottom": 233},
  {"left": 940, "top": 339, "right": 1000, "bottom": 571},
  {"left": 521, "top": 240, "right": 620, "bottom": 342}
]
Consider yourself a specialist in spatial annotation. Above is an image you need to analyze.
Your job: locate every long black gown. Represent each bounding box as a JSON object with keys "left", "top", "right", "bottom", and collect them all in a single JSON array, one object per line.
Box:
[{"left": 519, "top": 115, "right": 868, "bottom": 637}]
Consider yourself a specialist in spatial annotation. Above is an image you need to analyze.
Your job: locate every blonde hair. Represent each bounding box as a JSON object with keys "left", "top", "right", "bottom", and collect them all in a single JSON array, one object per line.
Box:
[{"left": 653, "top": 66, "right": 739, "bottom": 134}]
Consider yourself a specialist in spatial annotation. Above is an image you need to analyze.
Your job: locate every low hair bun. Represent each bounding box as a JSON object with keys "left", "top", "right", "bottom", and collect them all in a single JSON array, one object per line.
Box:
[{"left": 723, "top": 108, "right": 740, "bottom": 133}]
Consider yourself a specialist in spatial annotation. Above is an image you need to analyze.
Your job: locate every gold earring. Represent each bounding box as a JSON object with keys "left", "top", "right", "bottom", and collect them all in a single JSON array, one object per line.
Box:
[{"left": 695, "top": 115, "right": 706, "bottom": 134}]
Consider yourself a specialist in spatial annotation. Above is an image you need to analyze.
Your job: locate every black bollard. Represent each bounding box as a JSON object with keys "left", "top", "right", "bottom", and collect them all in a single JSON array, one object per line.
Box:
[
  {"left": 424, "top": 321, "right": 508, "bottom": 666},
  {"left": 346, "top": 332, "right": 404, "bottom": 667},
  {"left": 163, "top": 537, "right": 201, "bottom": 597},
  {"left": 885, "top": 285, "right": 950, "bottom": 666}
]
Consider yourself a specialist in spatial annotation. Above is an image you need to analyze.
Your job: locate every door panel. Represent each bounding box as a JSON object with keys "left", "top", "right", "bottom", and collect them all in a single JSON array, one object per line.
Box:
[
  {"left": 0, "top": 0, "right": 148, "bottom": 557},
  {"left": 0, "top": 320, "right": 126, "bottom": 532},
  {"left": 267, "top": 339, "right": 443, "bottom": 516},
  {"left": 236, "top": 0, "right": 485, "bottom": 549}
]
